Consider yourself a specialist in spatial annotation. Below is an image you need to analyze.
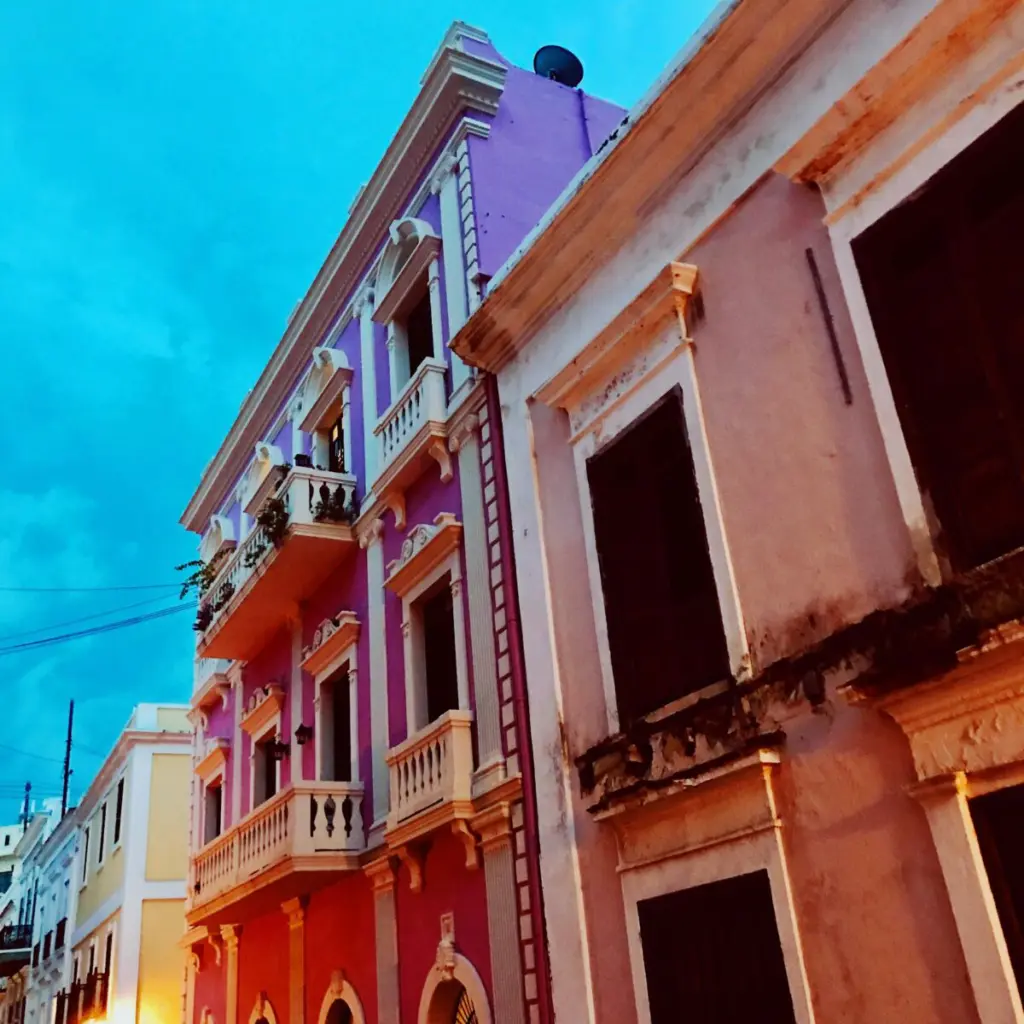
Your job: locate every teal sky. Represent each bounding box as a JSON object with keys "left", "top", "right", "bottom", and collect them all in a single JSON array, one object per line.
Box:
[{"left": 0, "top": 0, "right": 716, "bottom": 820}]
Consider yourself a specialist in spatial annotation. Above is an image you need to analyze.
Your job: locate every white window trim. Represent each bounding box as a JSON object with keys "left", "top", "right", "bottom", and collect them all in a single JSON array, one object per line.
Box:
[
  {"left": 313, "top": 641, "right": 360, "bottom": 786},
  {"left": 248, "top": 708, "right": 283, "bottom": 811},
  {"left": 95, "top": 803, "right": 108, "bottom": 871},
  {"left": 110, "top": 775, "right": 126, "bottom": 856},
  {"left": 390, "top": 526, "right": 470, "bottom": 738},
  {"left": 201, "top": 762, "right": 227, "bottom": 847},
  {"left": 79, "top": 826, "right": 90, "bottom": 891},
  {"left": 536, "top": 270, "right": 748, "bottom": 736}
]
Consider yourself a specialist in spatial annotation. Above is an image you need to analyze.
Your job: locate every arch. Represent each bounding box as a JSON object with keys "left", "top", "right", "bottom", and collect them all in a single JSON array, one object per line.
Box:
[
  {"left": 298, "top": 347, "right": 353, "bottom": 434},
  {"left": 247, "top": 993, "right": 279, "bottom": 1024},
  {"left": 373, "top": 217, "right": 441, "bottom": 324},
  {"left": 417, "top": 954, "right": 492, "bottom": 1024},
  {"left": 317, "top": 971, "right": 367, "bottom": 1024}
]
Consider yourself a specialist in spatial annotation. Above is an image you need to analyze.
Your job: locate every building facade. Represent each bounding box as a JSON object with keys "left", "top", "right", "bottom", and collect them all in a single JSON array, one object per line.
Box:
[
  {"left": 453, "top": 0, "right": 1024, "bottom": 1022},
  {"left": 56, "top": 703, "right": 191, "bottom": 1024},
  {"left": 179, "top": 22, "right": 622, "bottom": 1024}
]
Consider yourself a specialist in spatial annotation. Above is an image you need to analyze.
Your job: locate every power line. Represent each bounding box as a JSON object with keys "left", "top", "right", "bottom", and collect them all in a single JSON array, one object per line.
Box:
[
  {"left": 0, "top": 604, "right": 190, "bottom": 657},
  {"left": 0, "top": 743, "right": 66, "bottom": 764},
  {"left": 0, "top": 584, "right": 180, "bottom": 593},
  {"left": 0, "top": 595, "right": 172, "bottom": 642}
]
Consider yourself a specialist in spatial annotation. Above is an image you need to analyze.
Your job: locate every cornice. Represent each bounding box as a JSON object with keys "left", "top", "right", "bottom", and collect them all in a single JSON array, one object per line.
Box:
[
  {"left": 450, "top": 0, "right": 853, "bottom": 374},
  {"left": 181, "top": 38, "right": 507, "bottom": 534}
]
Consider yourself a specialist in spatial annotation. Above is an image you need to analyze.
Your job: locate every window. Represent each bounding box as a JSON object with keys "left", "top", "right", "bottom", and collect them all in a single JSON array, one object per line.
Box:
[
  {"left": 327, "top": 414, "right": 345, "bottom": 474},
  {"left": 3, "top": 835, "right": 9, "bottom": 847},
  {"left": 253, "top": 735, "right": 278, "bottom": 807},
  {"left": 96, "top": 804, "right": 107, "bottom": 866},
  {"left": 404, "top": 288, "right": 435, "bottom": 381},
  {"left": 87, "top": 944, "right": 95, "bottom": 975},
  {"left": 972, "top": 784, "right": 1024, "bottom": 998},
  {"left": 203, "top": 781, "right": 223, "bottom": 845},
  {"left": 417, "top": 581, "right": 459, "bottom": 727},
  {"left": 587, "top": 389, "right": 729, "bottom": 726},
  {"left": 319, "top": 668, "right": 353, "bottom": 783},
  {"left": 854, "top": 100, "right": 1024, "bottom": 572},
  {"left": 112, "top": 778, "right": 124, "bottom": 846},
  {"left": 81, "top": 828, "right": 90, "bottom": 885},
  {"left": 103, "top": 930, "right": 113, "bottom": 1006},
  {"left": 637, "top": 870, "right": 797, "bottom": 1024}
]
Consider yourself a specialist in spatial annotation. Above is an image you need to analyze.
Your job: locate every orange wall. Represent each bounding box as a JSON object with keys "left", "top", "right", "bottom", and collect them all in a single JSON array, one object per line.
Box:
[{"left": 237, "top": 906, "right": 289, "bottom": 1023}]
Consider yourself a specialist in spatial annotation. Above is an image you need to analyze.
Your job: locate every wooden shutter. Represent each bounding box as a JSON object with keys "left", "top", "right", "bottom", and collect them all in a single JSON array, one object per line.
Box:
[
  {"left": 587, "top": 388, "right": 729, "bottom": 725},
  {"left": 854, "top": 100, "right": 1024, "bottom": 571},
  {"left": 638, "top": 870, "right": 798, "bottom": 1024}
]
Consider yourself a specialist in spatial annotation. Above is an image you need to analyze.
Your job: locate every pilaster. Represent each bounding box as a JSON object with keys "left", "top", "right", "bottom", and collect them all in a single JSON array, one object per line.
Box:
[
  {"left": 282, "top": 897, "right": 308, "bottom": 1024},
  {"left": 361, "top": 519, "right": 390, "bottom": 829},
  {"left": 220, "top": 924, "right": 242, "bottom": 1024},
  {"left": 475, "top": 803, "right": 527, "bottom": 1024},
  {"left": 428, "top": 256, "right": 445, "bottom": 362},
  {"left": 357, "top": 287, "right": 379, "bottom": 484},
  {"left": 366, "top": 858, "right": 400, "bottom": 1024}
]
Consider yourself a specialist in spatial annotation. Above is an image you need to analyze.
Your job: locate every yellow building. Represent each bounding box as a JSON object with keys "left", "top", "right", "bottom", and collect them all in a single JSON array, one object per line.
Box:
[{"left": 66, "top": 704, "right": 190, "bottom": 1024}]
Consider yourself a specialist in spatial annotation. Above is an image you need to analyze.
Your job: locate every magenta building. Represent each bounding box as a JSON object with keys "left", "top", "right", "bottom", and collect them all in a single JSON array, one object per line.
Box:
[{"left": 178, "top": 23, "right": 622, "bottom": 1024}]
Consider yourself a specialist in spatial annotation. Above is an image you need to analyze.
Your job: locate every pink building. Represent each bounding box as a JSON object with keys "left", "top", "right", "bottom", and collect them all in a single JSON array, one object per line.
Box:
[
  {"left": 454, "top": 1, "right": 1024, "bottom": 1022},
  {"left": 178, "top": 23, "right": 622, "bottom": 1024}
]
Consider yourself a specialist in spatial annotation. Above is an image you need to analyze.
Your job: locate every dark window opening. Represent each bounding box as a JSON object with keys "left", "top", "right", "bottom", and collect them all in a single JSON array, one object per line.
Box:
[
  {"left": 328, "top": 414, "right": 345, "bottom": 474},
  {"left": 97, "top": 804, "right": 107, "bottom": 864},
  {"left": 854, "top": 100, "right": 1024, "bottom": 572},
  {"left": 254, "top": 735, "right": 278, "bottom": 806},
  {"left": 113, "top": 778, "right": 124, "bottom": 845},
  {"left": 587, "top": 388, "right": 729, "bottom": 726},
  {"left": 81, "top": 829, "right": 89, "bottom": 884},
  {"left": 325, "top": 1000, "right": 353, "bottom": 1024},
  {"left": 420, "top": 582, "right": 460, "bottom": 725},
  {"left": 320, "top": 668, "right": 352, "bottom": 783},
  {"left": 203, "top": 782, "right": 223, "bottom": 845},
  {"left": 972, "top": 784, "right": 1024, "bottom": 998},
  {"left": 638, "top": 870, "right": 797, "bottom": 1024},
  {"left": 405, "top": 288, "right": 435, "bottom": 380}
]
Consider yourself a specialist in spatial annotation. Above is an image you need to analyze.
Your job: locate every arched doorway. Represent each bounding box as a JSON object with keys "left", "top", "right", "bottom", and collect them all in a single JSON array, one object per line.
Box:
[
  {"left": 324, "top": 1000, "right": 353, "bottom": 1024},
  {"left": 430, "top": 980, "right": 479, "bottom": 1023},
  {"left": 419, "top": 962, "right": 490, "bottom": 1024}
]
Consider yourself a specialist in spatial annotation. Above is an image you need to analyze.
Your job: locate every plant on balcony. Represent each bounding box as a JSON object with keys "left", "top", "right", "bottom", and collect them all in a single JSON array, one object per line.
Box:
[
  {"left": 242, "top": 496, "right": 290, "bottom": 569},
  {"left": 175, "top": 555, "right": 223, "bottom": 600},
  {"left": 294, "top": 453, "right": 313, "bottom": 468},
  {"left": 209, "top": 580, "right": 235, "bottom": 613},
  {"left": 193, "top": 603, "right": 214, "bottom": 633},
  {"left": 312, "top": 482, "right": 359, "bottom": 524}
]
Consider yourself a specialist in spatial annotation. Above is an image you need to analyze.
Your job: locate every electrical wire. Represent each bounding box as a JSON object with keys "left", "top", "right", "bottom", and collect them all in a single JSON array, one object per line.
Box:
[
  {"left": 0, "top": 604, "right": 191, "bottom": 656},
  {"left": 0, "top": 744, "right": 65, "bottom": 764},
  {"left": 0, "top": 584, "right": 180, "bottom": 593},
  {"left": 0, "top": 595, "right": 172, "bottom": 643}
]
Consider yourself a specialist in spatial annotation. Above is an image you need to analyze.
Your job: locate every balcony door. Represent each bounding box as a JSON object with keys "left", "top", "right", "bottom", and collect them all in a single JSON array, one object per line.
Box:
[
  {"left": 319, "top": 667, "right": 353, "bottom": 783},
  {"left": 418, "top": 581, "right": 459, "bottom": 727}
]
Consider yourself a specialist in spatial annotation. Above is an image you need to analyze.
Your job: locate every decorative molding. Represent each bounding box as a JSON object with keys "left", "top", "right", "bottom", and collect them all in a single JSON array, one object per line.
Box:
[
  {"left": 243, "top": 442, "right": 286, "bottom": 515},
  {"left": 395, "top": 845, "right": 425, "bottom": 893},
  {"left": 416, "top": 931, "right": 494, "bottom": 1024},
  {"left": 282, "top": 896, "right": 307, "bottom": 930},
  {"left": 384, "top": 513, "right": 463, "bottom": 597},
  {"left": 299, "top": 347, "right": 353, "bottom": 434},
  {"left": 357, "top": 517, "right": 385, "bottom": 551},
  {"left": 448, "top": 413, "right": 479, "bottom": 454},
  {"left": 195, "top": 738, "right": 230, "bottom": 783},
  {"left": 451, "top": 819, "right": 480, "bottom": 870},
  {"left": 373, "top": 219, "right": 442, "bottom": 324},
  {"left": 220, "top": 924, "right": 242, "bottom": 950},
  {"left": 301, "top": 611, "right": 361, "bottom": 677},
  {"left": 317, "top": 970, "right": 368, "bottom": 1024},
  {"left": 240, "top": 684, "right": 286, "bottom": 739},
  {"left": 364, "top": 856, "right": 397, "bottom": 893},
  {"left": 470, "top": 802, "right": 512, "bottom": 853},
  {"left": 201, "top": 515, "right": 237, "bottom": 564}
]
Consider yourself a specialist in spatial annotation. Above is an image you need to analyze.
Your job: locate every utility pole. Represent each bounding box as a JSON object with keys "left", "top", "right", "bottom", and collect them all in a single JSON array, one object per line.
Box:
[
  {"left": 21, "top": 781, "right": 30, "bottom": 832},
  {"left": 61, "top": 699, "right": 74, "bottom": 818}
]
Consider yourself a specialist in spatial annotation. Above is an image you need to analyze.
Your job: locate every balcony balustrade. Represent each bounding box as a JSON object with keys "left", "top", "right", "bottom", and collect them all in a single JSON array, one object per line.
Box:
[
  {"left": 196, "top": 468, "right": 358, "bottom": 661},
  {"left": 386, "top": 710, "right": 474, "bottom": 838},
  {"left": 372, "top": 359, "right": 451, "bottom": 528},
  {"left": 189, "top": 780, "right": 365, "bottom": 923}
]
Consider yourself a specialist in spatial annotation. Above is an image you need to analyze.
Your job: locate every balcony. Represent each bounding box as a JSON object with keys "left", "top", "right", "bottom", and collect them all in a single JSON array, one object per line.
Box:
[
  {"left": 386, "top": 710, "right": 474, "bottom": 845},
  {"left": 188, "top": 780, "right": 365, "bottom": 925},
  {"left": 0, "top": 924, "right": 31, "bottom": 978},
  {"left": 372, "top": 359, "right": 451, "bottom": 529},
  {"left": 197, "top": 468, "right": 358, "bottom": 661}
]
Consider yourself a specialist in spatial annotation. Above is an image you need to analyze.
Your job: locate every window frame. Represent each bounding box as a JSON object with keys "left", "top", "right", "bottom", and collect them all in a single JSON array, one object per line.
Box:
[
  {"left": 542, "top": 300, "right": 747, "bottom": 736},
  {"left": 249, "top": 713, "right": 282, "bottom": 811},
  {"left": 111, "top": 776, "right": 125, "bottom": 851},
  {"left": 95, "top": 803, "right": 108, "bottom": 869},
  {"left": 313, "top": 641, "right": 360, "bottom": 787},
  {"left": 79, "top": 827, "right": 90, "bottom": 890}
]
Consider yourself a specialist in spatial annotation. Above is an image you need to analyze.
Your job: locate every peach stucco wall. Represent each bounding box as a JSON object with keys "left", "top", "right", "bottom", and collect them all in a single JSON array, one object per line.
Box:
[{"left": 681, "top": 173, "right": 915, "bottom": 669}]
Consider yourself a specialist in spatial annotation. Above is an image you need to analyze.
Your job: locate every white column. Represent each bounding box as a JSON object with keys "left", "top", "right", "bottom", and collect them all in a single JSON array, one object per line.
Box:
[
  {"left": 341, "top": 384, "right": 352, "bottom": 475},
  {"left": 401, "top": 618, "right": 419, "bottom": 736},
  {"left": 348, "top": 666, "right": 360, "bottom": 783},
  {"left": 385, "top": 323, "right": 401, "bottom": 400},
  {"left": 358, "top": 289, "right": 379, "bottom": 487},
  {"left": 362, "top": 522, "right": 390, "bottom": 831},
  {"left": 437, "top": 159, "right": 472, "bottom": 394},
  {"left": 450, "top": 574, "right": 470, "bottom": 713},
  {"left": 230, "top": 668, "right": 243, "bottom": 826},
  {"left": 428, "top": 256, "right": 445, "bottom": 363},
  {"left": 290, "top": 619, "right": 304, "bottom": 782},
  {"left": 917, "top": 776, "right": 1024, "bottom": 1024}
]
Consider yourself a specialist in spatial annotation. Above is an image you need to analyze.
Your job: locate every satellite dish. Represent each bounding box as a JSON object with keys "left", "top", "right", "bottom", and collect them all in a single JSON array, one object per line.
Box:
[{"left": 533, "top": 45, "right": 584, "bottom": 88}]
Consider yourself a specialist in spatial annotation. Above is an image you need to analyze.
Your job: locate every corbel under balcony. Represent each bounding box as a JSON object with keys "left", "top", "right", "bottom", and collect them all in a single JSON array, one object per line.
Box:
[
  {"left": 241, "top": 684, "right": 286, "bottom": 738},
  {"left": 301, "top": 611, "right": 360, "bottom": 677},
  {"left": 191, "top": 663, "right": 231, "bottom": 719}
]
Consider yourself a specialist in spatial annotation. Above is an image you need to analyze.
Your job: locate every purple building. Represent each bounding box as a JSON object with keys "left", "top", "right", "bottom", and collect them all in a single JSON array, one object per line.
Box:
[{"left": 179, "top": 23, "right": 622, "bottom": 1024}]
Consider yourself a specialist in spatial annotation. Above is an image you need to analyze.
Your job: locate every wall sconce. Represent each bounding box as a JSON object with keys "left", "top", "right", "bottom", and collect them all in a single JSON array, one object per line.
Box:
[
  {"left": 294, "top": 724, "right": 313, "bottom": 746},
  {"left": 268, "top": 738, "right": 290, "bottom": 762}
]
